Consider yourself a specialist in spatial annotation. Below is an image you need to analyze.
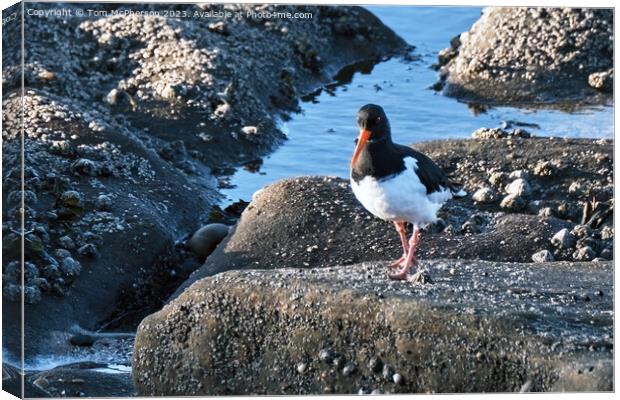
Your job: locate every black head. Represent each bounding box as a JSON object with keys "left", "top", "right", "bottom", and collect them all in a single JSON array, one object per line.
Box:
[
  {"left": 356, "top": 104, "right": 391, "bottom": 142},
  {"left": 351, "top": 104, "right": 391, "bottom": 167}
]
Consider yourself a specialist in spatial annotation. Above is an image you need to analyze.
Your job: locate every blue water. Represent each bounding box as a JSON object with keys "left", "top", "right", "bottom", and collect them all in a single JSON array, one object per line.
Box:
[{"left": 222, "top": 6, "right": 613, "bottom": 204}]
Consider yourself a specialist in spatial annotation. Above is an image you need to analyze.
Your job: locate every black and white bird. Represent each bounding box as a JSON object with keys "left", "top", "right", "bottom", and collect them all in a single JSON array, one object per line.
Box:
[{"left": 350, "top": 104, "right": 465, "bottom": 280}]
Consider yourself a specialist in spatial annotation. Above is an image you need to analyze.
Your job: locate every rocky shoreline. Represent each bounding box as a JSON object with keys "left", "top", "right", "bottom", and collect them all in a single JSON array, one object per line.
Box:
[
  {"left": 2, "top": 2, "right": 408, "bottom": 378},
  {"left": 2, "top": 4, "right": 614, "bottom": 397}
]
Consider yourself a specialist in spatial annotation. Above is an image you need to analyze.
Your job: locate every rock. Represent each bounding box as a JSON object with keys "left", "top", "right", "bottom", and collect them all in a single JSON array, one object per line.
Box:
[
  {"left": 3, "top": 2, "right": 408, "bottom": 366},
  {"left": 187, "top": 223, "right": 230, "bottom": 260},
  {"left": 510, "top": 128, "right": 531, "bottom": 138},
  {"left": 505, "top": 179, "right": 531, "bottom": 197},
  {"left": 587, "top": 69, "right": 613, "bottom": 92},
  {"left": 551, "top": 228, "right": 575, "bottom": 249},
  {"left": 488, "top": 171, "right": 508, "bottom": 188},
  {"left": 60, "top": 257, "right": 82, "bottom": 278},
  {"left": 95, "top": 195, "right": 113, "bottom": 211},
  {"left": 531, "top": 250, "right": 554, "bottom": 263},
  {"left": 600, "top": 226, "right": 613, "bottom": 241},
  {"left": 500, "top": 194, "right": 525, "bottom": 212},
  {"left": 60, "top": 190, "right": 82, "bottom": 207},
  {"left": 439, "top": 8, "right": 613, "bottom": 105},
  {"left": 77, "top": 243, "right": 99, "bottom": 258},
  {"left": 533, "top": 161, "right": 556, "bottom": 177},
  {"left": 133, "top": 260, "right": 613, "bottom": 395},
  {"left": 472, "top": 128, "right": 507, "bottom": 139},
  {"left": 573, "top": 246, "right": 595, "bottom": 261},
  {"left": 393, "top": 373, "right": 404, "bottom": 385},
  {"left": 472, "top": 187, "right": 496, "bottom": 203}
]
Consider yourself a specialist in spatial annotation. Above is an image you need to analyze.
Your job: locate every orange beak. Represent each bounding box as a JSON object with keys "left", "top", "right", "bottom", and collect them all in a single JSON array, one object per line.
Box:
[{"left": 351, "top": 129, "right": 371, "bottom": 168}]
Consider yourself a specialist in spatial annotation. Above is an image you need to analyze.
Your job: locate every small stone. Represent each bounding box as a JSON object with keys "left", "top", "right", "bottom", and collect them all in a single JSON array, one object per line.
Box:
[
  {"left": 71, "top": 158, "right": 97, "bottom": 176},
  {"left": 538, "top": 207, "right": 554, "bottom": 218},
  {"left": 58, "top": 236, "right": 75, "bottom": 250},
  {"left": 187, "top": 224, "right": 230, "bottom": 260},
  {"left": 70, "top": 334, "right": 96, "bottom": 347},
  {"left": 78, "top": 243, "right": 99, "bottom": 258},
  {"left": 55, "top": 249, "right": 72, "bottom": 259},
  {"left": 500, "top": 194, "right": 525, "bottom": 211},
  {"left": 61, "top": 190, "right": 82, "bottom": 207},
  {"left": 60, "top": 257, "right": 82, "bottom": 277},
  {"left": 573, "top": 246, "right": 595, "bottom": 261},
  {"left": 24, "top": 286, "right": 42, "bottom": 304},
  {"left": 95, "top": 194, "right": 113, "bottom": 211},
  {"left": 531, "top": 249, "right": 554, "bottom": 263},
  {"left": 472, "top": 127, "right": 507, "bottom": 139},
  {"left": 505, "top": 178, "right": 531, "bottom": 197},
  {"left": 551, "top": 228, "right": 574, "bottom": 249},
  {"left": 600, "top": 226, "right": 613, "bottom": 240},
  {"left": 105, "top": 88, "right": 120, "bottom": 105},
  {"left": 368, "top": 356, "right": 383, "bottom": 373},
  {"left": 37, "top": 69, "right": 55, "bottom": 81},
  {"left": 382, "top": 364, "right": 394, "bottom": 381},
  {"left": 296, "top": 362, "right": 307, "bottom": 374},
  {"left": 511, "top": 128, "right": 531, "bottom": 138},
  {"left": 588, "top": 69, "right": 613, "bottom": 92},
  {"left": 370, "top": 389, "right": 383, "bottom": 395},
  {"left": 242, "top": 126, "right": 258, "bottom": 135},
  {"left": 488, "top": 171, "right": 508, "bottom": 188},
  {"left": 568, "top": 181, "right": 582, "bottom": 194},
  {"left": 319, "top": 348, "right": 335, "bottom": 363},
  {"left": 508, "top": 170, "right": 529, "bottom": 180},
  {"left": 571, "top": 225, "right": 591, "bottom": 239},
  {"left": 472, "top": 187, "right": 496, "bottom": 203},
  {"left": 533, "top": 161, "right": 556, "bottom": 177},
  {"left": 342, "top": 363, "right": 356, "bottom": 376},
  {"left": 393, "top": 373, "right": 404, "bottom": 385}
]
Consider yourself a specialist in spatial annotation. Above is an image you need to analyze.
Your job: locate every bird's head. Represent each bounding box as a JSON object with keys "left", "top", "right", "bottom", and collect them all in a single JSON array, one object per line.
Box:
[{"left": 351, "top": 104, "right": 391, "bottom": 167}]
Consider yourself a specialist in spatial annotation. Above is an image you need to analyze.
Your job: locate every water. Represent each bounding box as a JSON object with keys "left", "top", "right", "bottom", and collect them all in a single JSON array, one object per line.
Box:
[{"left": 221, "top": 6, "right": 613, "bottom": 205}]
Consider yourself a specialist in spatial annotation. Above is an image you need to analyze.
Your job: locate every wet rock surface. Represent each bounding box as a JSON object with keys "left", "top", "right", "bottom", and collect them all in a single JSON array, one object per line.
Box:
[
  {"left": 435, "top": 7, "right": 613, "bottom": 105},
  {"left": 177, "top": 137, "right": 612, "bottom": 294},
  {"left": 2, "top": 2, "right": 406, "bottom": 364},
  {"left": 134, "top": 260, "right": 612, "bottom": 395}
]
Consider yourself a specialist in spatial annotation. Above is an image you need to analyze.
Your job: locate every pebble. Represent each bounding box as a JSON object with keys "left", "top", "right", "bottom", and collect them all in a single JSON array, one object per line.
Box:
[
  {"left": 472, "top": 127, "right": 507, "bottom": 139},
  {"left": 505, "top": 178, "right": 531, "bottom": 197},
  {"left": 78, "top": 243, "right": 99, "bottom": 258},
  {"left": 472, "top": 187, "right": 496, "bottom": 203},
  {"left": 531, "top": 249, "right": 554, "bottom": 263},
  {"left": 600, "top": 226, "right": 613, "bottom": 240},
  {"left": 296, "top": 362, "right": 307, "bottom": 374},
  {"left": 499, "top": 194, "right": 525, "bottom": 211},
  {"left": 71, "top": 158, "right": 97, "bottom": 176},
  {"left": 488, "top": 171, "right": 508, "bottom": 188},
  {"left": 550, "top": 228, "right": 574, "bottom": 249},
  {"left": 95, "top": 194, "right": 113, "bottom": 211},
  {"left": 61, "top": 190, "right": 82, "bottom": 207},
  {"left": 533, "top": 161, "right": 556, "bottom": 177},
  {"left": 61, "top": 257, "right": 82, "bottom": 277},
  {"left": 368, "top": 356, "right": 383, "bottom": 373},
  {"left": 187, "top": 224, "right": 230, "bottom": 259},
  {"left": 573, "top": 246, "right": 595, "bottom": 261},
  {"left": 318, "top": 348, "right": 335, "bottom": 363},
  {"left": 342, "top": 363, "right": 356, "bottom": 376},
  {"left": 393, "top": 373, "right": 404, "bottom": 385},
  {"left": 382, "top": 364, "right": 394, "bottom": 381}
]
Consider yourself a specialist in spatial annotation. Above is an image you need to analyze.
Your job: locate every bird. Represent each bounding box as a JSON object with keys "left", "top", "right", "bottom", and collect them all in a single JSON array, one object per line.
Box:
[{"left": 350, "top": 104, "right": 465, "bottom": 281}]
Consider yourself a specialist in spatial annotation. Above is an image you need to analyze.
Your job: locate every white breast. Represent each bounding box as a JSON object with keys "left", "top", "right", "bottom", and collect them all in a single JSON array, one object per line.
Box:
[{"left": 350, "top": 157, "right": 451, "bottom": 225}]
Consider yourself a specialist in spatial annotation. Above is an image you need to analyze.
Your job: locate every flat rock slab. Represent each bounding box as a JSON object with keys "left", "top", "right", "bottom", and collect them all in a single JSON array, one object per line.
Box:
[{"left": 134, "top": 259, "right": 613, "bottom": 395}]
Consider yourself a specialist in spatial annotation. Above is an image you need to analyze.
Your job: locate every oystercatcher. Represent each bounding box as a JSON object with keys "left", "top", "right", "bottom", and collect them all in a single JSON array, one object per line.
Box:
[{"left": 350, "top": 104, "right": 465, "bottom": 280}]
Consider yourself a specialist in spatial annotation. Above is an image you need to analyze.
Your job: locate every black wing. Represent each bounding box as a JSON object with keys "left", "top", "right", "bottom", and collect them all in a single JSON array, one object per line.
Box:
[{"left": 395, "top": 144, "right": 462, "bottom": 194}]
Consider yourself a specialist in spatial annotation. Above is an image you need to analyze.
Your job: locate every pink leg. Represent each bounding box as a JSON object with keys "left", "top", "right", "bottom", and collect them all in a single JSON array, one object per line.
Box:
[
  {"left": 388, "top": 225, "right": 420, "bottom": 281},
  {"left": 389, "top": 221, "right": 409, "bottom": 268}
]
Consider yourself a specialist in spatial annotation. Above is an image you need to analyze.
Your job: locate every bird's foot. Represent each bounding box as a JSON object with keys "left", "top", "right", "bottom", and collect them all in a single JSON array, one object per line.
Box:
[
  {"left": 388, "top": 255, "right": 407, "bottom": 269},
  {"left": 387, "top": 260, "right": 418, "bottom": 281}
]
